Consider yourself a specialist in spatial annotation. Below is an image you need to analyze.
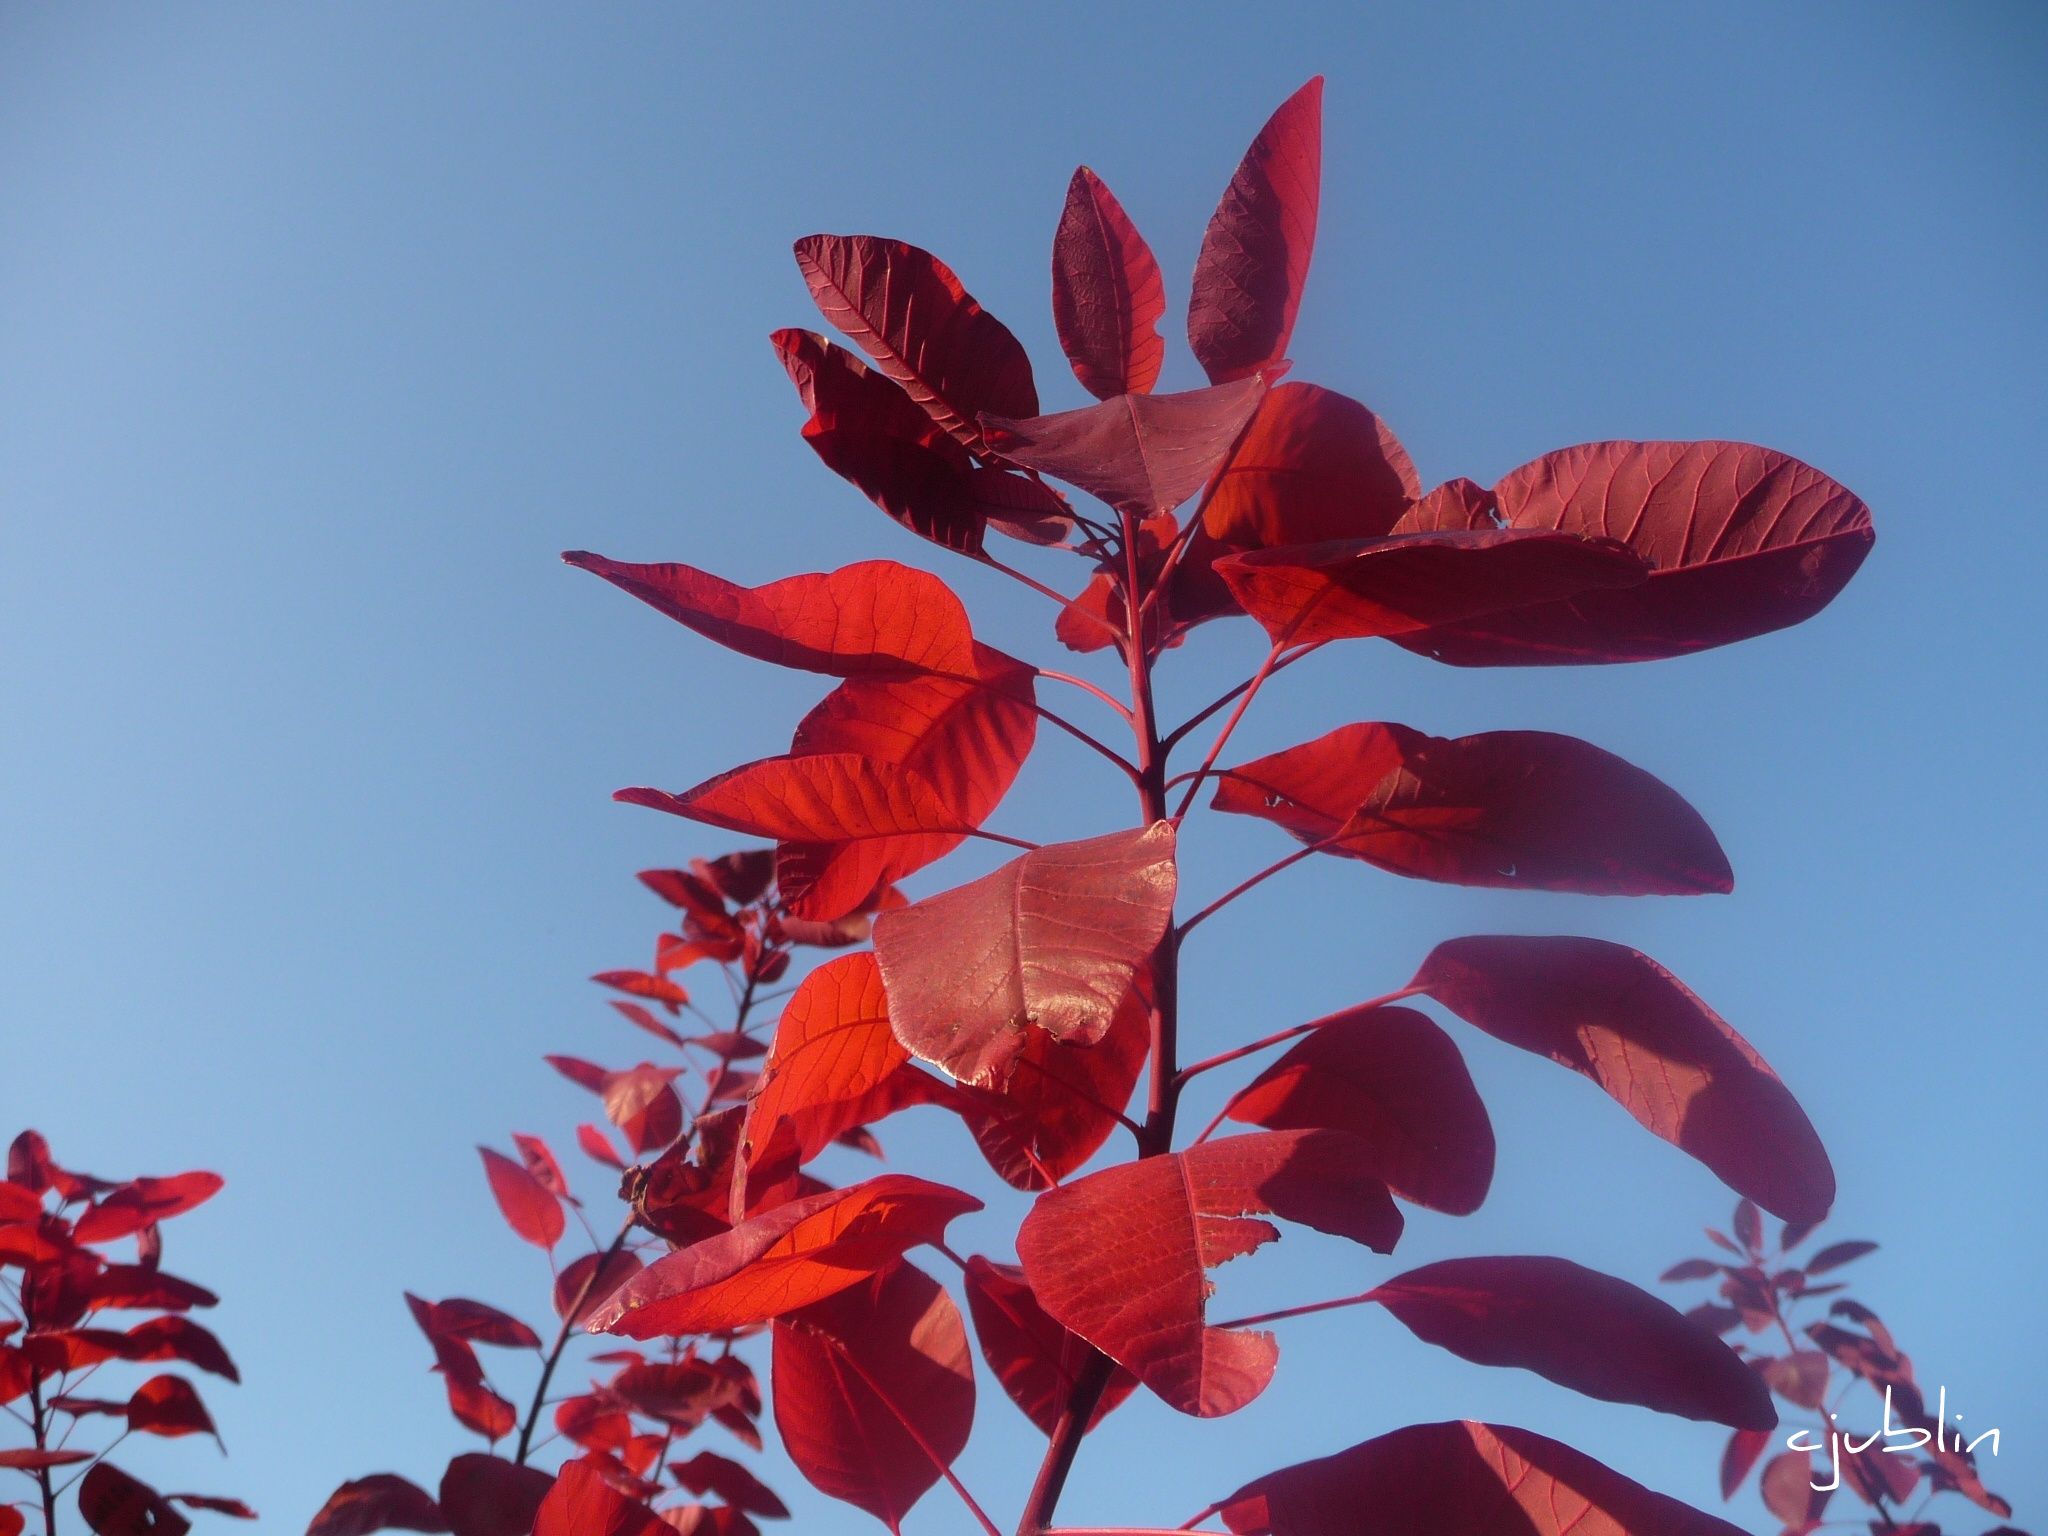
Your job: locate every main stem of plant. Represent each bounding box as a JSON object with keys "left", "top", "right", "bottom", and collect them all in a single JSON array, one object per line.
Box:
[
  {"left": 1015, "top": 516, "right": 1185, "bottom": 1536},
  {"left": 28, "top": 1376, "right": 57, "bottom": 1536}
]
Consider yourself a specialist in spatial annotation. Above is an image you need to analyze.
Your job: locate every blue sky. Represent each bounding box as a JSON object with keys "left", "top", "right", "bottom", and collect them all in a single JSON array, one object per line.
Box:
[{"left": 3, "top": 4, "right": 2043, "bottom": 1531}]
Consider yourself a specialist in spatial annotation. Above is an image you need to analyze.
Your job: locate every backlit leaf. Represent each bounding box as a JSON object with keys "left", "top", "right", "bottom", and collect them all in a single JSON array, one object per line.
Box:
[
  {"left": 1199, "top": 382, "right": 1418, "bottom": 548},
  {"left": 306, "top": 1475, "right": 450, "bottom": 1536},
  {"left": 531, "top": 1459, "right": 665, "bottom": 1536},
  {"left": 78, "top": 1462, "right": 190, "bottom": 1536},
  {"left": 1051, "top": 167, "right": 1166, "bottom": 399},
  {"left": 477, "top": 1148, "right": 563, "bottom": 1249},
  {"left": 962, "top": 1256, "right": 1136, "bottom": 1436},
  {"left": 1412, "top": 936, "right": 1834, "bottom": 1222}
]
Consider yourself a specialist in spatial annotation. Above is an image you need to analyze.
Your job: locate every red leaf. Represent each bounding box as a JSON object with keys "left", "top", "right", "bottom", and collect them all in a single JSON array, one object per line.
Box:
[
  {"left": 1366, "top": 1256, "right": 1774, "bottom": 1428},
  {"left": 1412, "top": 935, "right": 1835, "bottom": 1222},
  {"left": 783, "top": 643, "right": 1037, "bottom": 919},
  {"left": 1213, "top": 722, "right": 1732, "bottom": 895},
  {"left": 562, "top": 553, "right": 976, "bottom": 678},
  {"left": 1051, "top": 167, "right": 1165, "bottom": 399},
  {"left": 73, "top": 1173, "right": 223, "bottom": 1244},
  {"left": 531, "top": 1459, "right": 665, "bottom": 1536},
  {"left": 958, "top": 984, "right": 1149, "bottom": 1190},
  {"left": 117, "top": 1317, "right": 238, "bottom": 1381},
  {"left": 577, "top": 1124, "right": 626, "bottom": 1170},
  {"left": 1719, "top": 1426, "right": 1771, "bottom": 1498},
  {"left": 1189, "top": 78, "right": 1323, "bottom": 383},
  {"left": 1759, "top": 1451, "right": 1827, "bottom": 1529},
  {"left": 1217, "top": 528, "right": 1649, "bottom": 647},
  {"left": 123, "top": 1374, "right": 218, "bottom": 1439},
  {"left": 1225, "top": 1004, "right": 1494, "bottom": 1214},
  {"left": 307, "top": 1476, "right": 450, "bottom": 1536},
  {"left": 1396, "top": 441, "right": 1874, "bottom": 664},
  {"left": 739, "top": 953, "right": 934, "bottom": 1174},
  {"left": 962, "top": 1256, "right": 1137, "bottom": 1436},
  {"left": 478, "top": 1148, "right": 564, "bottom": 1249},
  {"left": 772, "top": 1262, "right": 973, "bottom": 1530},
  {"left": 553, "top": 1249, "right": 644, "bottom": 1327},
  {"left": 0, "top": 1506, "right": 20, "bottom": 1536},
  {"left": 511, "top": 1135, "right": 571, "bottom": 1202},
  {"left": 437, "top": 1455, "right": 552, "bottom": 1536},
  {"left": 77, "top": 1463, "right": 190, "bottom": 1536},
  {"left": 793, "top": 235, "right": 1036, "bottom": 451},
  {"left": 874, "top": 823, "right": 1177, "bottom": 1088},
  {"left": 1804, "top": 1240, "right": 1877, "bottom": 1275},
  {"left": 592, "top": 973, "right": 689, "bottom": 1015},
  {"left": 1017, "top": 1129, "right": 1401, "bottom": 1416},
  {"left": 619, "top": 755, "right": 968, "bottom": 924},
  {"left": 164, "top": 1497, "right": 254, "bottom": 1519},
  {"left": 980, "top": 377, "right": 1267, "bottom": 519},
  {"left": 1198, "top": 383, "right": 1419, "bottom": 548},
  {"left": 1758, "top": 1350, "right": 1830, "bottom": 1410},
  {"left": 0, "top": 1448, "right": 92, "bottom": 1468},
  {"left": 667, "top": 1453, "right": 788, "bottom": 1519},
  {"left": 417, "top": 1297, "right": 541, "bottom": 1350},
  {"left": 601, "top": 1067, "right": 684, "bottom": 1154},
  {"left": 1215, "top": 1419, "right": 1748, "bottom": 1535},
  {"left": 588, "top": 1175, "right": 981, "bottom": 1337}
]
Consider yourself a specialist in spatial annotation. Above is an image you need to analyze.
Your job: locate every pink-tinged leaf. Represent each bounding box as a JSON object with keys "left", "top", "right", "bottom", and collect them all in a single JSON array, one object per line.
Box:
[
  {"left": 962, "top": 1256, "right": 1137, "bottom": 1436},
  {"left": 1732, "top": 1198, "right": 1763, "bottom": 1252},
  {"left": 511, "top": 1135, "right": 571, "bottom": 1202},
  {"left": 1660, "top": 1259, "right": 1720, "bottom": 1283},
  {"left": 619, "top": 755, "right": 969, "bottom": 924},
  {"left": 1213, "top": 722, "right": 1732, "bottom": 895},
  {"left": 1758, "top": 1350, "right": 1830, "bottom": 1410},
  {"left": 958, "top": 985, "right": 1149, "bottom": 1190},
  {"left": 793, "top": 234, "right": 1036, "bottom": 450},
  {"left": 1804, "top": 1240, "right": 1877, "bottom": 1275},
  {"left": 0, "top": 1448, "right": 93, "bottom": 1469},
  {"left": 784, "top": 643, "right": 1038, "bottom": 919},
  {"left": 1366, "top": 1256, "right": 1774, "bottom": 1429},
  {"left": 1759, "top": 1451, "right": 1827, "bottom": 1529},
  {"left": 1052, "top": 167, "right": 1166, "bottom": 399},
  {"left": 1218, "top": 528, "right": 1649, "bottom": 647},
  {"left": 593, "top": 973, "right": 689, "bottom": 1016},
  {"left": 588, "top": 1176, "right": 981, "bottom": 1338},
  {"left": 1719, "top": 1427, "right": 1771, "bottom": 1498},
  {"left": 740, "top": 953, "right": 935, "bottom": 1176},
  {"left": 1215, "top": 1419, "right": 1749, "bottom": 1535},
  {"left": 668, "top": 1453, "right": 788, "bottom": 1519},
  {"left": 1017, "top": 1129, "right": 1401, "bottom": 1417},
  {"left": 553, "top": 1249, "right": 644, "bottom": 1327},
  {"left": 73, "top": 1173, "right": 223, "bottom": 1244},
  {"left": 1225, "top": 1004, "right": 1494, "bottom": 1214},
  {"left": 1396, "top": 441, "right": 1874, "bottom": 665},
  {"left": 562, "top": 553, "right": 976, "bottom": 679},
  {"left": 874, "top": 823, "right": 1177, "bottom": 1088},
  {"left": 772, "top": 1261, "right": 973, "bottom": 1531},
  {"left": 577, "top": 1124, "right": 626, "bottom": 1170},
  {"left": 601, "top": 1066, "right": 684, "bottom": 1154},
  {"left": 478, "top": 1148, "right": 564, "bottom": 1249},
  {"left": 1412, "top": 935, "right": 1835, "bottom": 1222},
  {"left": 1198, "top": 383, "right": 1420, "bottom": 548},
  {"left": 437, "top": 1455, "right": 552, "bottom": 1536},
  {"left": 416, "top": 1298, "right": 541, "bottom": 1351},
  {"left": 77, "top": 1463, "right": 190, "bottom": 1536},
  {"left": 530, "top": 1459, "right": 665, "bottom": 1536},
  {"left": 981, "top": 377, "right": 1266, "bottom": 519},
  {"left": 1189, "top": 78, "right": 1323, "bottom": 383}
]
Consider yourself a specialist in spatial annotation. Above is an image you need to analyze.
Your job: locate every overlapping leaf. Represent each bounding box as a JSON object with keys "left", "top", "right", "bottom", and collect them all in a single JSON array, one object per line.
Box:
[
  {"left": 962, "top": 1256, "right": 1137, "bottom": 1436},
  {"left": 1017, "top": 1129, "right": 1401, "bottom": 1417},
  {"left": 1190, "top": 78, "right": 1323, "bottom": 382},
  {"left": 772, "top": 1261, "right": 973, "bottom": 1532},
  {"left": 1216, "top": 1420, "right": 1749, "bottom": 1535},
  {"left": 1199, "top": 382, "right": 1419, "bottom": 548},
  {"left": 1051, "top": 168, "right": 1166, "bottom": 399},
  {"left": 1412, "top": 936, "right": 1834, "bottom": 1222},
  {"left": 1394, "top": 441, "right": 1875, "bottom": 664},
  {"left": 588, "top": 1176, "right": 980, "bottom": 1337},
  {"left": 1213, "top": 722, "right": 1732, "bottom": 895},
  {"left": 874, "top": 824, "right": 1177, "bottom": 1087},
  {"left": 305, "top": 1474, "right": 449, "bottom": 1536},
  {"left": 1225, "top": 1005, "right": 1494, "bottom": 1214}
]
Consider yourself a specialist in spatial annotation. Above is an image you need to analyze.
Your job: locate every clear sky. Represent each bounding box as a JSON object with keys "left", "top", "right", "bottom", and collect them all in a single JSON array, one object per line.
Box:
[{"left": 3, "top": 4, "right": 2043, "bottom": 1532}]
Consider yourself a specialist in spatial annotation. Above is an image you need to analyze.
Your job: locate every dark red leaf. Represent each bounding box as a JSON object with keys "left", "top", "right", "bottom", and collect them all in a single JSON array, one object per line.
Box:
[
  {"left": 1189, "top": 78, "right": 1323, "bottom": 383},
  {"left": 553, "top": 1249, "right": 644, "bottom": 1327},
  {"left": 588, "top": 1176, "right": 981, "bottom": 1337},
  {"left": 120, "top": 1374, "right": 217, "bottom": 1439},
  {"left": 1660, "top": 1259, "right": 1720, "bottom": 1283},
  {"left": 478, "top": 1148, "right": 563, "bottom": 1249},
  {"left": 962, "top": 1256, "right": 1136, "bottom": 1436},
  {"left": 601, "top": 1067, "right": 684, "bottom": 1154},
  {"left": 1051, "top": 167, "right": 1165, "bottom": 399},
  {"left": 874, "top": 823, "right": 1177, "bottom": 1088},
  {"left": 563, "top": 553, "right": 976, "bottom": 678},
  {"left": 511, "top": 1136, "right": 571, "bottom": 1202},
  {"left": 793, "top": 234, "right": 1036, "bottom": 450},
  {"left": 667, "top": 1452, "right": 788, "bottom": 1519},
  {"left": 1412, "top": 936, "right": 1834, "bottom": 1222},
  {"left": 73, "top": 1173, "right": 223, "bottom": 1244},
  {"left": 1719, "top": 1426, "right": 1771, "bottom": 1498},
  {"left": 1805, "top": 1240, "right": 1878, "bottom": 1275},
  {"left": 1017, "top": 1129, "right": 1401, "bottom": 1416},
  {"left": 1214, "top": 722, "right": 1731, "bottom": 895},
  {"left": 164, "top": 1497, "right": 254, "bottom": 1519},
  {"left": 306, "top": 1475, "right": 450, "bottom": 1536},
  {"left": 772, "top": 1262, "right": 973, "bottom": 1530},
  {"left": 1217, "top": 528, "right": 1649, "bottom": 648},
  {"left": 981, "top": 377, "right": 1267, "bottom": 519},
  {"left": 437, "top": 1455, "right": 552, "bottom": 1536},
  {"left": 1215, "top": 1419, "right": 1749, "bottom": 1535},
  {"left": 1367, "top": 1256, "right": 1774, "bottom": 1428},
  {"left": 1395, "top": 441, "right": 1874, "bottom": 665},
  {"left": 78, "top": 1463, "right": 190, "bottom": 1536},
  {"left": 1225, "top": 1004, "right": 1494, "bottom": 1214}
]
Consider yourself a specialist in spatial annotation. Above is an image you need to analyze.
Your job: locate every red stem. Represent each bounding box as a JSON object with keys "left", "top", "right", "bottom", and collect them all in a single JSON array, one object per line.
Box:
[
  {"left": 1171, "top": 644, "right": 1282, "bottom": 820},
  {"left": 26, "top": 1376, "right": 57, "bottom": 1536}
]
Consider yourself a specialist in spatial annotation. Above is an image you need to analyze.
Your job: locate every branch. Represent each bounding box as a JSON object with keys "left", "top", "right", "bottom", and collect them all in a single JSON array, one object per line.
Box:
[
  {"left": 1161, "top": 643, "right": 1321, "bottom": 752},
  {"left": 1176, "top": 984, "right": 1428, "bottom": 1093},
  {"left": 1171, "top": 644, "right": 1282, "bottom": 820}
]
